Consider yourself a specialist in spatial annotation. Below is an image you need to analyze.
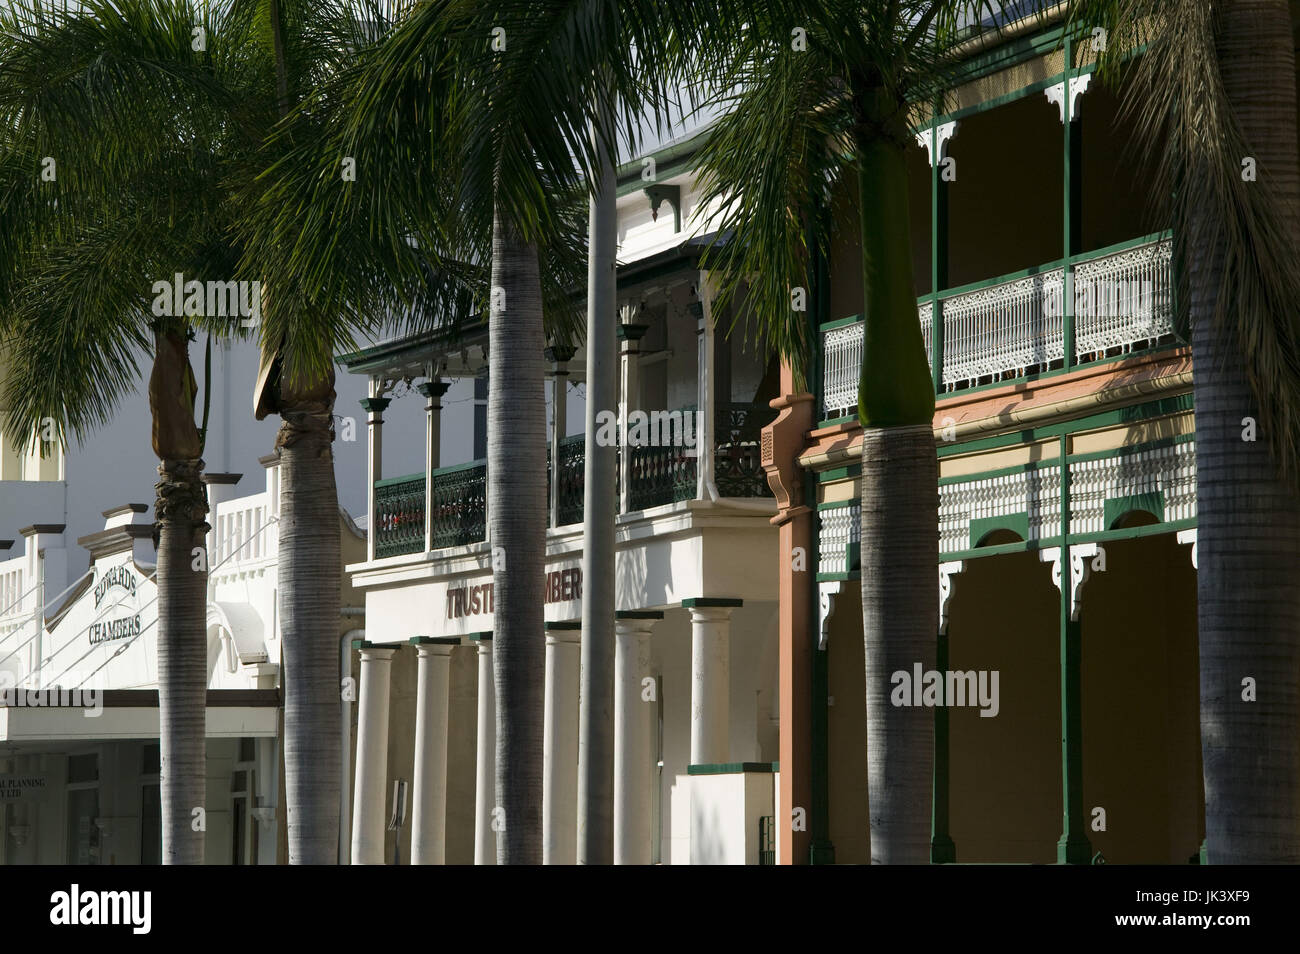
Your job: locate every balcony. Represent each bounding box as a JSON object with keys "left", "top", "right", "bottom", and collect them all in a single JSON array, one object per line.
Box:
[
  {"left": 821, "top": 234, "right": 1175, "bottom": 419},
  {"left": 372, "top": 401, "right": 776, "bottom": 559}
]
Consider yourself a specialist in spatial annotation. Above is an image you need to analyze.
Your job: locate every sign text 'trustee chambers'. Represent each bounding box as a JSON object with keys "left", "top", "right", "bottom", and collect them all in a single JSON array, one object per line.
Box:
[{"left": 446, "top": 567, "right": 582, "bottom": 620}]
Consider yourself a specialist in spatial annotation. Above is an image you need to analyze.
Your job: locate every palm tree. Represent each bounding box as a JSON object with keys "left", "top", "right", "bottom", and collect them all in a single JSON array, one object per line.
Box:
[
  {"left": 1073, "top": 0, "right": 1300, "bottom": 863},
  {"left": 240, "top": 0, "right": 729, "bottom": 862},
  {"left": 0, "top": 0, "right": 411, "bottom": 864},
  {"left": 691, "top": 2, "right": 1055, "bottom": 863},
  {"left": 0, "top": 0, "right": 238, "bottom": 863}
]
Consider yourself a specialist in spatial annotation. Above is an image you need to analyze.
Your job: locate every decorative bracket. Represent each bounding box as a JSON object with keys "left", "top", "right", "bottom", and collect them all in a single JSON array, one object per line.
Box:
[
  {"left": 938, "top": 561, "right": 964, "bottom": 635},
  {"left": 1040, "top": 542, "right": 1099, "bottom": 621},
  {"left": 645, "top": 184, "right": 682, "bottom": 232},
  {"left": 914, "top": 121, "right": 957, "bottom": 166},
  {"left": 1176, "top": 528, "right": 1198, "bottom": 569},
  {"left": 818, "top": 581, "right": 842, "bottom": 650},
  {"left": 1045, "top": 74, "right": 1091, "bottom": 123}
]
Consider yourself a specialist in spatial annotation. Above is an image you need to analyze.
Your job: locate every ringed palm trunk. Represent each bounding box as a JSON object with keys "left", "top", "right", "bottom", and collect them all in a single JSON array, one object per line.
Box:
[
  {"left": 852, "top": 97, "right": 939, "bottom": 864},
  {"left": 149, "top": 328, "right": 208, "bottom": 865},
  {"left": 1193, "top": 0, "right": 1300, "bottom": 863},
  {"left": 490, "top": 204, "right": 547, "bottom": 863},
  {"left": 277, "top": 370, "right": 342, "bottom": 863}
]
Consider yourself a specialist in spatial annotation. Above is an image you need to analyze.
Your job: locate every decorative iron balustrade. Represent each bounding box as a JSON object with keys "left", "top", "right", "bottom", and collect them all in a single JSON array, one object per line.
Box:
[
  {"left": 430, "top": 460, "right": 487, "bottom": 549},
  {"left": 715, "top": 402, "right": 775, "bottom": 498},
  {"left": 819, "top": 236, "right": 1175, "bottom": 416},
  {"left": 556, "top": 435, "right": 587, "bottom": 527},
  {"left": 627, "top": 439, "right": 696, "bottom": 511},
  {"left": 374, "top": 472, "right": 426, "bottom": 558}
]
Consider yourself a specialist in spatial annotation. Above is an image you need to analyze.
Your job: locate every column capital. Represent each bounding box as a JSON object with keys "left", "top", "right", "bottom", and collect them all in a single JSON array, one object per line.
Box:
[
  {"left": 682, "top": 597, "right": 741, "bottom": 609},
  {"left": 617, "top": 323, "right": 650, "bottom": 343},
  {"left": 359, "top": 396, "right": 391, "bottom": 414},
  {"left": 410, "top": 635, "right": 458, "bottom": 656},
  {"left": 545, "top": 344, "right": 577, "bottom": 365},
  {"left": 354, "top": 642, "right": 397, "bottom": 661},
  {"left": 545, "top": 620, "right": 582, "bottom": 643},
  {"left": 416, "top": 381, "right": 451, "bottom": 400}
]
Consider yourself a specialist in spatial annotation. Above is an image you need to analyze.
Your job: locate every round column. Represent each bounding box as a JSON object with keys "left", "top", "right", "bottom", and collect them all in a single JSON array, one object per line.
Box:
[
  {"left": 687, "top": 601, "right": 739, "bottom": 765},
  {"left": 411, "top": 638, "right": 455, "bottom": 865},
  {"left": 350, "top": 643, "right": 396, "bottom": 865},
  {"left": 473, "top": 636, "right": 497, "bottom": 865},
  {"left": 614, "top": 612, "right": 660, "bottom": 864},
  {"left": 543, "top": 623, "right": 581, "bottom": 864}
]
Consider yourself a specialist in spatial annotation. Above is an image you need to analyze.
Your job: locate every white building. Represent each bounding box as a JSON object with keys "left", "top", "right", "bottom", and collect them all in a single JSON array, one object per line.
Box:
[{"left": 0, "top": 457, "right": 366, "bottom": 864}]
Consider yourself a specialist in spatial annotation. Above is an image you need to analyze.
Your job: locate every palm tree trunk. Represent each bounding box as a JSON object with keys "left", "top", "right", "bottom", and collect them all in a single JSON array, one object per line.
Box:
[
  {"left": 155, "top": 457, "right": 209, "bottom": 864},
  {"left": 578, "top": 116, "right": 618, "bottom": 865},
  {"left": 851, "top": 94, "right": 938, "bottom": 863},
  {"left": 1194, "top": 0, "right": 1300, "bottom": 864},
  {"left": 490, "top": 205, "right": 547, "bottom": 863},
  {"left": 277, "top": 377, "right": 343, "bottom": 863}
]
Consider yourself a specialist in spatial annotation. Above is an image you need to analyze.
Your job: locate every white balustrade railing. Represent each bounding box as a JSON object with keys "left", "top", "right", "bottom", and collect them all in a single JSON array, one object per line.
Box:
[
  {"left": 940, "top": 268, "right": 1066, "bottom": 388},
  {"left": 819, "top": 237, "right": 1174, "bottom": 414},
  {"left": 822, "top": 322, "right": 863, "bottom": 419},
  {"left": 211, "top": 492, "right": 275, "bottom": 569},
  {"left": 0, "top": 554, "right": 27, "bottom": 622},
  {"left": 1072, "top": 238, "right": 1174, "bottom": 358}
]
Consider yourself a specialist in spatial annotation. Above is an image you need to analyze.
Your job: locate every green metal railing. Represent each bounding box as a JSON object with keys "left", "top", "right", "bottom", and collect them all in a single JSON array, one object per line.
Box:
[
  {"left": 430, "top": 459, "right": 487, "bottom": 549},
  {"left": 374, "top": 472, "right": 425, "bottom": 558}
]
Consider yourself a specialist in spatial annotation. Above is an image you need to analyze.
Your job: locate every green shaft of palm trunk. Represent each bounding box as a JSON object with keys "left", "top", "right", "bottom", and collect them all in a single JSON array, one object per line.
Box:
[
  {"left": 278, "top": 394, "right": 342, "bottom": 864},
  {"left": 854, "top": 114, "right": 939, "bottom": 864},
  {"left": 490, "top": 206, "right": 547, "bottom": 864},
  {"left": 1196, "top": 0, "right": 1300, "bottom": 864},
  {"left": 155, "top": 457, "right": 208, "bottom": 865}
]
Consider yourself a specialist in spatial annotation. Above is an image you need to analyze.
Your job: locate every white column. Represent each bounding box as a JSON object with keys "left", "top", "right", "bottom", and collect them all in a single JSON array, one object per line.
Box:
[
  {"left": 473, "top": 636, "right": 497, "bottom": 865},
  {"left": 615, "top": 612, "right": 659, "bottom": 864},
  {"left": 546, "top": 348, "right": 574, "bottom": 528},
  {"left": 543, "top": 623, "right": 581, "bottom": 864},
  {"left": 411, "top": 639, "right": 454, "bottom": 865},
  {"left": 618, "top": 319, "right": 647, "bottom": 513},
  {"left": 688, "top": 602, "right": 738, "bottom": 764},
  {"left": 350, "top": 644, "right": 396, "bottom": 865},
  {"left": 361, "top": 386, "right": 390, "bottom": 563},
  {"left": 417, "top": 381, "right": 449, "bottom": 553}
]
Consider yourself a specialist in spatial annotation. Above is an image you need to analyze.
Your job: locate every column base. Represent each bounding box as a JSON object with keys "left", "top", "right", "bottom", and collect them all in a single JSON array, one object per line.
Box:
[
  {"left": 1057, "top": 832, "right": 1093, "bottom": 865},
  {"left": 930, "top": 836, "right": 956, "bottom": 864},
  {"left": 809, "top": 840, "right": 835, "bottom": 865}
]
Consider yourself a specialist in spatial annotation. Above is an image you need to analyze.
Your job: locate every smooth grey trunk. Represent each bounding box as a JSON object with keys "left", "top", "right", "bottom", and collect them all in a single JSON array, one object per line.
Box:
[
  {"left": 859, "top": 424, "right": 937, "bottom": 864},
  {"left": 490, "top": 206, "right": 547, "bottom": 863},
  {"left": 1195, "top": 0, "right": 1300, "bottom": 864},
  {"left": 278, "top": 391, "right": 342, "bottom": 863},
  {"left": 155, "top": 457, "right": 208, "bottom": 864},
  {"left": 577, "top": 120, "right": 618, "bottom": 865}
]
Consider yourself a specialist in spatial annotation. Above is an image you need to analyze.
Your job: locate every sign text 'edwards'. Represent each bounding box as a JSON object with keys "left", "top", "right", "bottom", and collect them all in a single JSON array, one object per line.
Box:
[{"left": 446, "top": 567, "right": 582, "bottom": 620}]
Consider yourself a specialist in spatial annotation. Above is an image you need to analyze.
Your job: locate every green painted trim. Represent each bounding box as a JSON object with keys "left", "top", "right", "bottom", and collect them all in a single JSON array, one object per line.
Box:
[
  {"left": 970, "top": 512, "right": 1029, "bottom": 548},
  {"left": 374, "top": 471, "right": 424, "bottom": 489},
  {"left": 934, "top": 392, "right": 1194, "bottom": 458},
  {"left": 938, "top": 461, "right": 1053, "bottom": 486},
  {"left": 818, "top": 314, "right": 862, "bottom": 332},
  {"left": 430, "top": 458, "right": 489, "bottom": 477},
  {"left": 941, "top": 538, "right": 1057, "bottom": 562},
  {"left": 681, "top": 597, "right": 743, "bottom": 608},
  {"left": 687, "top": 762, "right": 778, "bottom": 775},
  {"left": 935, "top": 257, "right": 1067, "bottom": 301},
  {"left": 614, "top": 125, "right": 712, "bottom": 190},
  {"left": 816, "top": 499, "right": 858, "bottom": 511},
  {"left": 467, "top": 631, "right": 493, "bottom": 641},
  {"left": 351, "top": 639, "right": 400, "bottom": 651},
  {"left": 816, "top": 465, "right": 860, "bottom": 482},
  {"left": 408, "top": 636, "right": 460, "bottom": 645},
  {"left": 814, "top": 571, "right": 860, "bottom": 583},
  {"left": 934, "top": 74, "right": 1066, "bottom": 128},
  {"left": 1066, "top": 433, "right": 1193, "bottom": 465},
  {"left": 1104, "top": 492, "right": 1166, "bottom": 529},
  {"left": 544, "top": 621, "right": 583, "bottom": 630},
  {"left": 815, "top": 414, "right": 857, "bottom": 429},
  {"left": 1072, "top": 517, "right": 1194, "bottom": 546},
  {"left": 614, "top": 610, "right": 665, "bottom": 620}
]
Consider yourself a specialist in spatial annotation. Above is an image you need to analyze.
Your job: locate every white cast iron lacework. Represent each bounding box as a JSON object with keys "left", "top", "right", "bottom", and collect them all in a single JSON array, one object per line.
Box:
[
  {"left": 1073, "top": 239, "right": 1174, "bottom": 358},
  {"left": 1069, "top": 439, "right": 1196, "bottom": 535},
  {"left": 938, "top": 466, "right": 1062, "bottom": 554},
  {"left": 919, "top": 301, "right": 935, "bottom": 374},
  {"left": 822, "top": 323, "right": 863, "bottom": 419},
  {"left": 818, "top": 505, "right": 859, "bottom": 576},
  {"left": 940, "top": 269, "right": 1066, "bottom": 389}
]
